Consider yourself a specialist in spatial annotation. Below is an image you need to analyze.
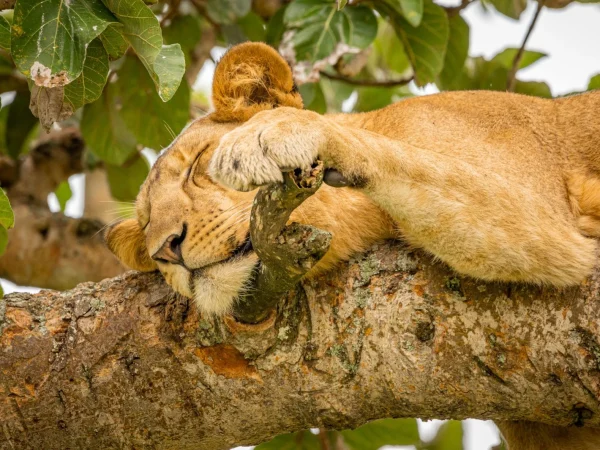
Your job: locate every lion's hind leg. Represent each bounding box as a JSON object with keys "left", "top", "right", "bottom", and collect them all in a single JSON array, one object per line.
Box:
[
  {"left": 568, "top": 172, "right": 600, "bottom": 238},
  {"left": 497, "top": 421, "right": 600, "bottom": 450}
]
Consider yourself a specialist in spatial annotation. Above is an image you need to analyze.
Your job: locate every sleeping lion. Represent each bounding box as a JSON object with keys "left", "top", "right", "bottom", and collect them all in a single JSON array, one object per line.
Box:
[{"left": 106, "top": 42, "right": 600, "bottom": 449}]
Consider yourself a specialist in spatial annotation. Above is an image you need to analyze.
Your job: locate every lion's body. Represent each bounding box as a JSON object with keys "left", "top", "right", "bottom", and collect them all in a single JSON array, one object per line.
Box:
[{"left": 106, "top": 43, "right": 600, "bottom": 449}]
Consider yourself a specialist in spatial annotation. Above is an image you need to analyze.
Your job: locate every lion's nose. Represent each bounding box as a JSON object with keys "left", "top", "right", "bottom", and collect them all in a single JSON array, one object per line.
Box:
[{"left": 152, "top": 224, "right": 187, "bottom": 265}]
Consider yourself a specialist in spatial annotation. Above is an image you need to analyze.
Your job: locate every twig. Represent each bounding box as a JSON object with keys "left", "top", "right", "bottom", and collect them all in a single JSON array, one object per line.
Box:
[
  {"left": 160, "top": 0, "right": 181, "bottom": 26},
  {"left": 0, "top": 0, "right": 15, "bottom": 10},
  {"left": 318, "top": 429, "right": 331, "bottom": 450},
  {"left": 320, "top": 71, "right": 413, "bottom": 87},
  {"left": 233, "top": 163, "right": 332, "bottom": 324},
  {"left": 445, "top": 0, "right": 477, "bottom": 17},
  {"left": 506, "top": 0, "right": 545, "bottom": 92}
]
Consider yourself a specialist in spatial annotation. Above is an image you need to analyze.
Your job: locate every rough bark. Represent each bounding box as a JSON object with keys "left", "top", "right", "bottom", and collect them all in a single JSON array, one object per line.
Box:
[
  {"left": 0, "top": 128, "right": 125, "bottom": 289},
  {"left": 2, "top": 245, "right": 600, "bottom": 449},
  {"left": 235, "top": 163, "right": 331, "bottom": 323},
  {"left": 0, "top": 0, "right": 14, "bottom": 11}
]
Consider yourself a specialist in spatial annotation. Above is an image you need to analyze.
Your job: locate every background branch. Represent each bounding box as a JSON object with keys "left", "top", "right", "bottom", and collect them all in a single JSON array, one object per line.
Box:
[
  {"left": 320, "top": 71, "right": 414, "bottom": 87},
  {"left": 445, "top": 0, "right": 477, "bottom": 17},
  {"left": 506, "top": 0, "right": 545, "bottom": 92},
  {"left": 0, "top": 0, "right": 14, "bottom": 10},
  {"left": 0, "top": 128, "right": 125, "bottom": 290}
]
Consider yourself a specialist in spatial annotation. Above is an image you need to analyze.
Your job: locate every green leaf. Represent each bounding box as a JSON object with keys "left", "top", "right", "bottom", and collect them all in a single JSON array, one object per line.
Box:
[
  {"left": 488, "top": 0, "right": 527, "bottom": 19},
  {"left": 0, "top": 188, "right": 14, "bottom": 229},
  {"left": 12, "top": 0, "right": 115, "bottom": 86},
  {"left": 222, "top": 12, "right": 266, "bottom": 44},
  {"left": 338, "top": 0, "right": 349, "bottom": 9},
  {"left": 587, "top": 74, "right": 600, "bottom": 90},
  {"left": 5, "top": 91, "right": 37, "bottom": 159},
  {"left": 0, "top": 225, "right": 7, "bottom": 257},
  {"left": 266, "top": 5, "right": 287, "bottom": 47},
  {"left": 354, "top": 85, "right": 411, "bottom": 112},
  {"left": 206, "top": 0, "right": 252, "bottom": 24},
  {"left": 370, "top": 21, "right": 411, "bottom": 75},
  {"left": 255, "top": 431, "right": 321, "bottom": 450},
  {"left": 514, "top": 80, "right": 552, "bottom": 98},
  {"left": 81, "top": 82, "right": 137, "bottom": 166},
  {"left": 148, "top": 44, "right": 186, "bottom": 102},
  {"left": 354, "top": 86, "right": 395, "bottom": 112},
  {"left": 383, "top": 0, "right": 449, "bottom": 86},
  {"left": 55, "top": 181, "right": 72, "bottom": 212},
  {"left": 100, "top": 23, "right": 129, "bottom": 60},
  {"left": 163, "top": 15, "right": 202, "bottom": 65},
  {"left": 438, "top": 15, "right": 469, "bottom": 90},
  {"left": 383, "top": 0, "right": 424, "bottom": 27},
  {"left": 299, "top": 82, "right": 327, "bottom": 113},
  {"left": 106, "top": 155, "right": 149, "bottom": 202},
  {"left": 492, "top": 48, "right": 547, "bottom": 71},
  {"left": 284, "top": 0, "right": 378, "bottom": 62},
  {"left": 340, "top": 418, "right": 421, "bottom": 449},
  {"left": 117, "top": 55, "right": 190, "bottom": 151},
  {"left": 320, "top": 76, "right": 354, "bottom": 112},
  {"left": 422, "top": 421, "right": 463, "bottom": 450},
  {"left": 64, "top": 39, "right": 110, "bottom": 113},
  {"left": 0, "top": 15, "right": 10, "bottom": 51},
  {"left": 101, "top": 0, "right": 184, "bottom": 101},
  {"left": 237, "top": 12, "right": 267, "bottom": 42},
  {"left": 399, "top": 0, "right": 424, "bottom": 26}
]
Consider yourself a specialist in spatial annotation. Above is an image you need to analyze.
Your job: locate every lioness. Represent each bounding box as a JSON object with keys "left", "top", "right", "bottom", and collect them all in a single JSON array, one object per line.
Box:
[{"left": 106, "top": 42, "right": 600, "bottom": 449}]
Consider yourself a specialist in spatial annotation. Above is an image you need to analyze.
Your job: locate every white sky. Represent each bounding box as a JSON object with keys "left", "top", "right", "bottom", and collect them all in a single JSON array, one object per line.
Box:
[{"left": 4, "top": 2, "right": 600, "bottom": 449}]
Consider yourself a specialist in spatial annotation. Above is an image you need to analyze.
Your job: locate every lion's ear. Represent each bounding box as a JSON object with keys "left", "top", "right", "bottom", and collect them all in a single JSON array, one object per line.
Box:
[
  {"left": 211, "top": 42, "right": 303, "bottom": 123},
  {"left": 105, "top": 219, "right": 157, "bottom": 272}
]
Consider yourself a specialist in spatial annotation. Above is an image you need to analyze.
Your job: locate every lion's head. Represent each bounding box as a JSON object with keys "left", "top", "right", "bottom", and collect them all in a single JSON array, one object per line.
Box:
[
  {"left": 105, "top": 43, "right": 306, "bottom": 315},
  {"left": 106, "top": 42, "right": 393, "bottom": 315}
]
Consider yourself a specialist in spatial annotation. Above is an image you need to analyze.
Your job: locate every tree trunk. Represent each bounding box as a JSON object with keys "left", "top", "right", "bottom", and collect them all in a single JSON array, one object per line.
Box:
[{"left": 1, "top": 242, "right": 600, "bottom": 449}]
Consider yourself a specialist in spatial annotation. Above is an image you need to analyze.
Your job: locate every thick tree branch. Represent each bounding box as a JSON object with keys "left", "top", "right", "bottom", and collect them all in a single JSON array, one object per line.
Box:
[
  {"left": 2, "top": 244, "right": 600, "bottom": 449},
  {"left": 234, "top": 163, "right": 331, "bottom": 323},
  {"left": 0, "top": 128, "right": 125, "bottom": 289}
]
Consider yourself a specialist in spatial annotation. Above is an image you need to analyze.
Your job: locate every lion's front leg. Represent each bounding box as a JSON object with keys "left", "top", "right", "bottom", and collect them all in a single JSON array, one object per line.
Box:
[{"left": 210, "top": 108, "right": 597, "bottom": 288}]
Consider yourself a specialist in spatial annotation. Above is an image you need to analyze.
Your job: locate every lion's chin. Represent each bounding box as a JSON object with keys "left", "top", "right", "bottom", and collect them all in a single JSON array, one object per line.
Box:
[{"left": 190, "top": 253, "right": 260, "bottom": 316}]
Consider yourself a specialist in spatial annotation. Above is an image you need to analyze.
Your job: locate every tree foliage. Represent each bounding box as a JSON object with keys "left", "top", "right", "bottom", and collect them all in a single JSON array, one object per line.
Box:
[{"left": 0, "top": 0, "right": 598, "bottom": 447}]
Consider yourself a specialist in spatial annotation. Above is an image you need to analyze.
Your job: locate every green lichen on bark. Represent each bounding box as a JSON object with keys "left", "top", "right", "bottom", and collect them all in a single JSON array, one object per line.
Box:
[{"left": 234, "top": 162, "right": 331, "bottom": 324}]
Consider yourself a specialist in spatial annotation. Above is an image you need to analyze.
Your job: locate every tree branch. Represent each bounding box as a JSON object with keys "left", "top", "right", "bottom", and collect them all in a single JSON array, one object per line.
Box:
[
  {"left": 320, "top": 71, "right": 414, "bottom": 87},
  {"left": 506, "top": 0, "right": 545, "bottom": 92},
  {"left": 0, "top": 204, "right": 125, "bottom": 290},
  {"left": 234, "top": 163, "right": 331, "bottom": 324},
  {"left": 2, "top": 243, "right": 600, "bottom": 448},
  {"left": 0, "top": 128, "right": 125, "bottom": 290},
  {"left": 0, "top": 0, "right": 14, "bottom": 10},
  {"left": 444, "top": 0, "right": 477, "bottom": 17}
]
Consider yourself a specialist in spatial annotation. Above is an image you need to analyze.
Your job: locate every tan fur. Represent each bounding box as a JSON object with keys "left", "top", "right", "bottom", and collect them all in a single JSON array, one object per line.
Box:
[
  {"left": 497, "top": 421, "right": 600, "bottom": 450},
  {"left": 106, "top": 43, "right": 600, "bottom": 448}
]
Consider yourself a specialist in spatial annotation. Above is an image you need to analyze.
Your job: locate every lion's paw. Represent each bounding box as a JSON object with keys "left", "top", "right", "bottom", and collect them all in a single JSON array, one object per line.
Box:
[{"left": 209, "top": 108, "right": 326, "bottom": 191}]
